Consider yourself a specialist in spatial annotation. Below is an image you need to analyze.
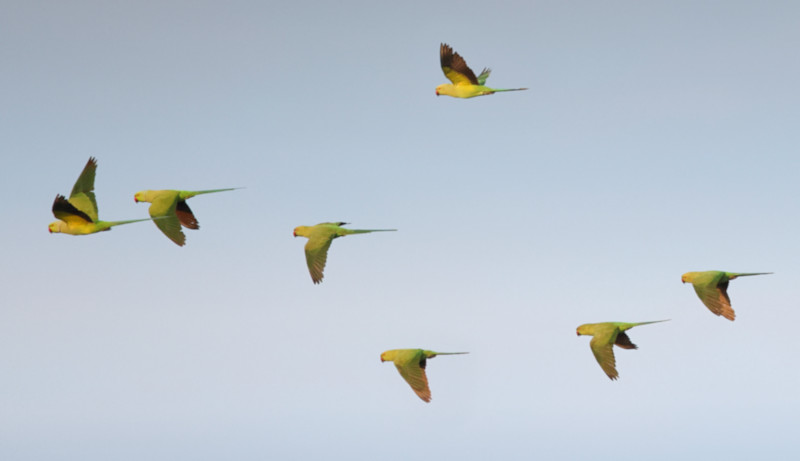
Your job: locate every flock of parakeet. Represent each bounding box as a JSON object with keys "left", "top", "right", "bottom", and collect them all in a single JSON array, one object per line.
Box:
[{"left": 48, "top": 44, "right": 772, "bottom": 402}]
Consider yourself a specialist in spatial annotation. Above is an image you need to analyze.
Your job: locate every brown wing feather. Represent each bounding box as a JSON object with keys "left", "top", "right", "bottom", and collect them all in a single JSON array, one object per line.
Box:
[
  {"left": 440, "top": 43, "right": 479, "bottom": 85},
  {"left": 175, "top": 200, "right": 199, "bottom": 229},
  {"left": 614, "top": 331, "right": 638, "bottom": 350},
  {"left": 52, "top": 194, "right": 93, "bottom": 224}
]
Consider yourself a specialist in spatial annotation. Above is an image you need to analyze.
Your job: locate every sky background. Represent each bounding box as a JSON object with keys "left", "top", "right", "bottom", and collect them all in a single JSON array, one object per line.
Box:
[{"left": 1, "top": 1, "right": 798, "bottom": 459}]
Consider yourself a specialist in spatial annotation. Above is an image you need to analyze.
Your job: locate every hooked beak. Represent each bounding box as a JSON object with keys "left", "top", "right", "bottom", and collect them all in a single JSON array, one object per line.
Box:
[
  {"left": 292, "top": 231, "right": 297, "bottom": 237},
  {"left": 435, "top": 90, "right": 439, "bottom": 96},
  {"left": 48, "top": 227, "right": 52, "bottom": 233},
  {"left": 134, "top": 196, "right": 138, "bottom": 203}
]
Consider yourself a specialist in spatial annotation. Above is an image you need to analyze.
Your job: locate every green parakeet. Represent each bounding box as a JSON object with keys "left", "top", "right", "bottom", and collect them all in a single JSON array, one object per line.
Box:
[
  {"left": 134, "top": 188, "right": 240, "bottom": 246},
  {"left": 380, "top": 349, "right": 468, "bottom": 402},
  {"left": 49, "top": 157, "right": 152, "bottom": 235},
  {"left": 293, "top": 222, "right": 396, "bottom": 284},
  {"left": 436, "top": 43, "right": 527, "bottom": 98},
  {"left": 681, "top": 271, "right": 772, "bottom": 321},
  {"left": 576, "top": 320, "right": 668, "bottom": 380}
]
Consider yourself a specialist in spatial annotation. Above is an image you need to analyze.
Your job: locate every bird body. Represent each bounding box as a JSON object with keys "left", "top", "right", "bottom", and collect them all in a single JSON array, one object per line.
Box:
[
  {"left": 49, "top": 157, "right": 152, "bottom": 235},
  {"left": 380, "top": 349, "right": 468, "bottom": 402},
  {"left": 293, "top": 222, "right": 396, "bottom": 284},
  {"left": 576, "top": 320, "right": 668, "bottom": 380},
  {"left": 436, "top": 43, "right": 527, "bottom": 98},
  {"left": 681, "top": 270, "right": 772, "bottom": 321},
  {"left": 134, "top": 188, "right": 239, "bottom": 246}
]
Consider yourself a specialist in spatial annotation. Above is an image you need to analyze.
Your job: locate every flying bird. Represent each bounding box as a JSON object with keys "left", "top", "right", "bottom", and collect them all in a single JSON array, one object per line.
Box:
[
  {"left": 576, "top": 320, "right": 668, "bottom": 380},
  {"left": 49, "top": 157, "right": 152, "bottom": 235},
  {"left": 293, "top": 222, "right": 396, "bottom": 284},
  {"left": 436, "top": 43, "right": 527, "bottom": 98},
  {"left": 681, "top": 271, "right": 772, "bottom": 321},
  {"left": 380, "top": 349, "right": 468, "bottom": 402},
  {"left": 134, "top": 188, "right": 240, "bottom": 246}
]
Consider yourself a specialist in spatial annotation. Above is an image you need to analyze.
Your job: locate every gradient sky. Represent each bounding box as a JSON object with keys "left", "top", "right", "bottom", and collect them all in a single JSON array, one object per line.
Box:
[{"left": 2, "top": 1, "right": 798, "bottom": 460}]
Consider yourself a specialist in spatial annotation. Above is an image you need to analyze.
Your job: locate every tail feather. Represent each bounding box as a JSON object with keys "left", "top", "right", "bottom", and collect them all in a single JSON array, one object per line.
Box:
[
  {"left": 191, "top": 187, "right": 243, "bottom": 196},
  {"left": 107, "top": 217, "right": 155, "bottom": 227},
  {"left": 345, "top": 229, "right": 397, "bottom": 234},
  {"left": 494, "top": 88, "right": 528, "bottom": 92},
  {"left": 730, "top": 272, "right": 773, "bottom": 278}
]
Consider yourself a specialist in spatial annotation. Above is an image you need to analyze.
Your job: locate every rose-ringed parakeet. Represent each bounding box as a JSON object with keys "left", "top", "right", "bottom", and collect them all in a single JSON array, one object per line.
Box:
[
  {"left": 49, "top": 157, "right": 152, "bottom": 235},
  {"left": 292, "top": 222, "right": 396, "bottom": 284},
  {"left": 681, "top": 271, "right": 772, "bottom": 321},
  {"left": 436, "top": 43, "right": 527, "bottom": 98},
  {"left": 576, "top": 320, "right": 668, "bottom": 380},
  {"left": 134, "top": 188, "right": 240, "bottom": 246},
  {"left": 380, "top": 349, "right": 468, "bottom": 402}
]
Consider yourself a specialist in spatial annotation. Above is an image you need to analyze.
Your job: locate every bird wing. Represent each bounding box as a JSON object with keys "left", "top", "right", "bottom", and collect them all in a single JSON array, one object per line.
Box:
[
  {"left": 614, "top": 331, "right": 638, "bottom": 350},
  {"left": 395, "top": 356, "right": 431, "bottom": 402},
  {"left": 476, "top": 67, "right": 491, "bottom": 85},
  {"left": 589, "top": 335, "right": 619, "bottom": 380},
  {"left": 175, "top": 200, "right": 199, "bottom": 229},
  {"left": 68, "top": 157, "right": 99, "bottom": 222},
  {"left": 440, "top": 43, "right": 479, "bottom": 86},
  {"left": 304, "top": 236, "right": 334, "bottom": 284},
  {"left": 146, "top": 192, "right": 186, "bottom": 246},
  {"left": 693, "top": 281, "right": 735, "bottom": 320},
  {"left": 52, "top": 194, "right": 94, "bottom": 225}
]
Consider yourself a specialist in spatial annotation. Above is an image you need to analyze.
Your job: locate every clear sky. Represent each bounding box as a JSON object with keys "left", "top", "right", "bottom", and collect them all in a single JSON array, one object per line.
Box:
[{"left": 2, "top": 1, "right": 798, "bottom": 460}]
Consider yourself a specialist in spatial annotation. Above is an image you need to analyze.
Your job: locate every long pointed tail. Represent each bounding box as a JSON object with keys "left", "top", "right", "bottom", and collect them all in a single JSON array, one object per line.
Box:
[
  {"left": 729, "top": 272, "right": 773, "bottom": 278},
  {"left": 107, "top": 217, "right": 155, "bottom": 227},
  {"left": 628, "top": 319, "right": 670, "bottom": 329},
  {"left": 431, "top": 352, "right": 469, "bottom": 356},
  {"left": 344, "top": 229, "right": 397, "bottom": 234},
  {"left": 494, "top": 87, "right": 528, "bottom": 93},
  {"left": 188, "top": 187, "right": 244, "bottom": 197}
]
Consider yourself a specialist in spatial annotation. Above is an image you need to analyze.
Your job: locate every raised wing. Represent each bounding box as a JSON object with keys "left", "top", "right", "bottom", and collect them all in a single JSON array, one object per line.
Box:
[
  {"left": 52, "top": 194, "right": 93, "bottom": 225},
  {"left": 440, "top": 43, "right": 479, "bottom": 86},
  {"left": 68, "top": 157, "right": 99, "bottom": 222}
]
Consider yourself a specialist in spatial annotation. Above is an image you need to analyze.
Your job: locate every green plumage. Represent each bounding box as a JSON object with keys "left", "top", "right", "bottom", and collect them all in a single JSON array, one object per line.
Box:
[
  {"left": 134, "top": 188, "right": 240, "bottom": 246},
  {"left": 681, "top": 271, "right": 772, "bottom": 321},
  {"left": 576, "top": 320, "right": 668, "bottom": 380},
  {"left": 49, "top": 157, "right": 152, "bottom": 235},
  {"left": 380, "top": 349, "right": 468, "bottom": 402},
  {"left": 293, "top": 222, "right": 396, "bottom": 284}
]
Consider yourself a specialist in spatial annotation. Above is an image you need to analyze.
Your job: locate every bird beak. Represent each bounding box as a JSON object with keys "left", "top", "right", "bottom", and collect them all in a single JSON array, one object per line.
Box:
[
  {"left": 134, "top": 197, "right": 138, "bottom": 203},
  {"left": 48, "top": 227, "right": 52, "bottom": 233},
  {"left": 292, "top": 231, "right": 296, "bottom": 237},
  {"left": 435, "top": 90, "right": 439, "bottom": 96},
  {"left": 380, "top": 358, "right": 385, "bottom": 362}
]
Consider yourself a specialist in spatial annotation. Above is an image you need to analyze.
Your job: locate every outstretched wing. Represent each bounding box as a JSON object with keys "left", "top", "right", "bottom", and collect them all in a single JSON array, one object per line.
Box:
[
  {"left": 68, "top": 157, "right": 99, "bottom": 222},
  {"left": 589, "top": 336, "right": 619, "bottom": 380},
  {"left": 395, "top": 356, "right": 431, "bottom": 402},
  {"left": 175, "top": 200, "right": 199, "bottom": 229},
  {"left": 52, "top": 194, "right": 94, "bottom": 225},
  {"left": 304, "top": 236, "right": 334, "bottom": 284},
  {"left": 440, "top": 43, "right": 479, "bottom": 86},
  {"left": 693, "top": 281, "right": 735, "bottom": 321}
]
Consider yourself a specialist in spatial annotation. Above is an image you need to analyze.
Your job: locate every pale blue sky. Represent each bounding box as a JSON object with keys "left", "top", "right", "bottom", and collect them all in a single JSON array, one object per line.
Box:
[{"left": 1, "top": 1, "right": 798, "bottom": 460}]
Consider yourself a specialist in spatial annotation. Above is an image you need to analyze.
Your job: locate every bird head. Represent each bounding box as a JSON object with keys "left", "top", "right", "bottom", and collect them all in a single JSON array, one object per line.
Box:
[
  {"left": 681, "top": 272, "right": 693, "bottom": 284},
  {"left": 576, "top": 324, "right": 591, "bottom": 336},
  {"left": 48, "top": 221, "right": 62, "bottom": 234}
]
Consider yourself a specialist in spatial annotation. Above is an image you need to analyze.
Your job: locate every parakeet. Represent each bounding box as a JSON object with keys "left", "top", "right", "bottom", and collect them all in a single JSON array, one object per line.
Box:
[
  {"left": 49, "top": 157, "right": 152, "bottom": 235},
  {"left": 576, "top": 320, "right": 668, "bottom": 380},
  {"left": 292, "top": 222, "right": 396, "bottom": 284},
  {"left": 380, "top": 349, "right": 468, "bottom": 402},
  {"left": 436, "top": 43, "right": 527, "bottom": 98},
  {"left": 134, "top": 188, "right": 240, "bottom": 246},
  {"left": 681, "top": 271, "right": 772, "bottom": 321}
]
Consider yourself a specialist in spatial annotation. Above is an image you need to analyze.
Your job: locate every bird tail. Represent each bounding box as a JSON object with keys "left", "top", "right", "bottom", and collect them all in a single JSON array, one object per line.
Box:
[
  {"left": 729, "top": 272, "right": 773, "bottom": 278},
  {"left": 188, "top": 187, "right": 244, "bottom": 197},
  {"left": 344, "top": 229, "right": 397, "bottom": 234},
  {"left": 620, "top": 319, "right": 672, "bottom": 331},
  {"left": 431, "top": 352, "right": 469, "bottom": 356},
  {"left": 106, "top": 217, "right": 157, "bottom": 227},
  {"left": 493, "top": 87, "right": 528, "bottom": 92}
]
